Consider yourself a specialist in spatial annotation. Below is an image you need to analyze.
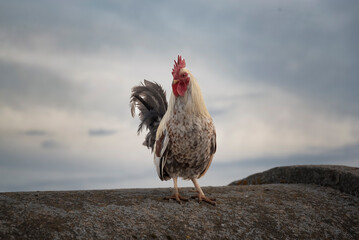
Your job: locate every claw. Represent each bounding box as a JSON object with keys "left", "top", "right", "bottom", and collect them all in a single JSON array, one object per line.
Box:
[
  {"left": 164, "top": 194, "right": 188, "bottom": 204},
  {"left": 191, "top": 194, "right": 217, "bottom": 206}
]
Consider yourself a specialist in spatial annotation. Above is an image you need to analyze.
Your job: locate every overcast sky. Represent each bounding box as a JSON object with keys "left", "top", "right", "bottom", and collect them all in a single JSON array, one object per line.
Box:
[{"left": 1, "top": 0, "right": 358, "bottom": 192}]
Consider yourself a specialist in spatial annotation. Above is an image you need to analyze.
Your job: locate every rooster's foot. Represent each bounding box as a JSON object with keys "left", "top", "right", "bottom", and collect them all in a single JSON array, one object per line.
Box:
[
  {"left": 191, "top": 194, "right": 216, "bottom": 206},
  {"left": 164, "top": 194, "right": 188, "bottom": 204}
]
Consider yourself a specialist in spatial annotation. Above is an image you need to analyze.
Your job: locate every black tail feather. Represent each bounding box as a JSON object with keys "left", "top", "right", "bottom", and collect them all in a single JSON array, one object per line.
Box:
[{"left": 130, "top": 80, "right": 167, "bottom": 151}]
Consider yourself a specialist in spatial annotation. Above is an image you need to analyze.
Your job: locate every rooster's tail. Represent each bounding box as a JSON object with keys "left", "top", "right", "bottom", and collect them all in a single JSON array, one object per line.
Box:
[{"left": 130, "top": 80, "right": 168, "bottom": 151}]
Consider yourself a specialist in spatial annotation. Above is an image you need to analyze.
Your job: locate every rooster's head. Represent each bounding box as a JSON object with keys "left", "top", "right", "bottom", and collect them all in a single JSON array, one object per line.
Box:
[{"left": 172, "top": 55, "right": 190, "bottom": 97}]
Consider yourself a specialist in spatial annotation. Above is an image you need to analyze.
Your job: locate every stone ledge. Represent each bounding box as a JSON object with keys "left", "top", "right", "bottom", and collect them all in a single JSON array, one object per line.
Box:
[{"left": 1, "top": 165, "right": 358, "bottom": 239}]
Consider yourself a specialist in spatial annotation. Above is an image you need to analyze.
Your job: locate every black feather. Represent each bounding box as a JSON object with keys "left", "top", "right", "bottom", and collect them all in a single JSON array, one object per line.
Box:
[{"left": 130, "top": 80, "right": 167, "bottom": 151}]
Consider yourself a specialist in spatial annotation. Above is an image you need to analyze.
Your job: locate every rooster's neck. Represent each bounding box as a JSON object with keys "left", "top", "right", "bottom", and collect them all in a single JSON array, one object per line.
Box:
[
  {"left": 167, "top": 72, "right": 210, "bottom": 118},
  {"left": 173, "top": 88, "right": 191, "bottom": 111}
]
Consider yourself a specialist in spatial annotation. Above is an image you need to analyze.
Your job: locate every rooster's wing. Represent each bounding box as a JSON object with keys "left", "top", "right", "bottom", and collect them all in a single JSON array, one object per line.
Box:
[{"left": 154, "top": 127, "right": 170, "bottom": 180}]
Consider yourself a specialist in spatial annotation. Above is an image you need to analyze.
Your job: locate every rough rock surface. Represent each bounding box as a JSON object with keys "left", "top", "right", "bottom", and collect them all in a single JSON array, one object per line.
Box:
[{"left": 1, "top": 165, "right": 359, "bottom": 239}]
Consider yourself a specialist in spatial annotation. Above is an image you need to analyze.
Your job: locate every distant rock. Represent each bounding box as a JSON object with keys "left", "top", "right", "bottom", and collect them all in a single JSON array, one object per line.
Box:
[
  {"left": 1, "top": 165, "right": 358, "bottom": 239},
  {"left": 229, "top": 165, "right": 359, "bottom": 196}
]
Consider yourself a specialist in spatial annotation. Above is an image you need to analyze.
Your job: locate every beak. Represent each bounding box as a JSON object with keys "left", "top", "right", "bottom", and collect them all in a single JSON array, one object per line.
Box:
[{"left": 172, "top": 79, "right": 179, "bottom": 85}]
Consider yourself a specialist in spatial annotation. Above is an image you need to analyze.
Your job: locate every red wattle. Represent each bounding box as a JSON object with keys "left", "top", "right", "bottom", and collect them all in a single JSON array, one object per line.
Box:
[
  {"left": 172, "top": 77, "right": 189, "bottom": 97},
  {"left": 172, "top": 84, "right": 179, "bottom": 97},
  {"left": 177, "top": 82, "right": 187, "bottom": 96}
]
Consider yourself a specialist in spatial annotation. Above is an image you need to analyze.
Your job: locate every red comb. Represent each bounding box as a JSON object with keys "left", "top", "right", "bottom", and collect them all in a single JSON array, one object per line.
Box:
[{"left": 172, "top": 55, "right": 186, "bottom": 77}]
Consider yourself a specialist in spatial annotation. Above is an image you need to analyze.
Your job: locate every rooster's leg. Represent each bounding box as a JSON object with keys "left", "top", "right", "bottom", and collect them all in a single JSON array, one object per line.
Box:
[
  {"left": 191, "top": 178, "right": 216, "bottom": 205},
  {"left": 164, "top": 177, "right": 188, "bottom": 204}
]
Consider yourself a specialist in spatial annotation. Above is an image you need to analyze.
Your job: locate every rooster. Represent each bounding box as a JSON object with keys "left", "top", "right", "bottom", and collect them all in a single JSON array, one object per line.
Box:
[{"left": 130, "top": 56, "right": 216, "bottom": 205}]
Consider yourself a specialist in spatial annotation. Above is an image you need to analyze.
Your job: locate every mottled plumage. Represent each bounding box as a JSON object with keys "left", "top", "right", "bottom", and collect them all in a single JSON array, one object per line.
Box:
[
  {"left": 157, "top": 95, "right": 216, "bottom": 181},
  {"left": 131, "top": 56, "right": 217, "bottom": 205}
]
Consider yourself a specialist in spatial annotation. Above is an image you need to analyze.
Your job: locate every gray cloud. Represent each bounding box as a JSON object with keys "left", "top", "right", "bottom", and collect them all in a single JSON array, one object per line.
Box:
[
  {"left": 41, "top": 140, "right": 61, "bottom": 149},
  {"left": 88, "top": 129, "right": 117, "bottom": 137},
  {"left": 0, "top": 60, "right": 83, "bottom": 110},
  {"left": 204, "top": 1, "right": 359, "bottom": 115},
  {"left": 0, "top": 1, "right": 178, "bottom": 54},
  {"left": 2, "top": 0, "right": 357, "bottom": 115},
  {"left": 23, "top": 130, "right": 47, "bottom": 136}
]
